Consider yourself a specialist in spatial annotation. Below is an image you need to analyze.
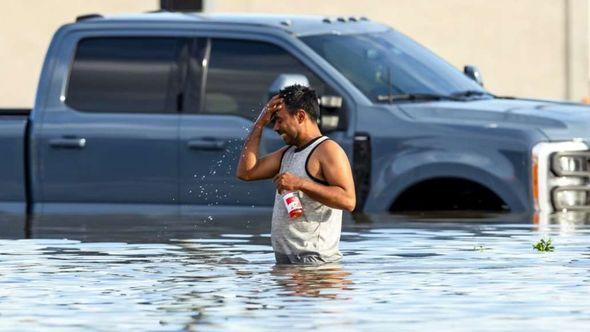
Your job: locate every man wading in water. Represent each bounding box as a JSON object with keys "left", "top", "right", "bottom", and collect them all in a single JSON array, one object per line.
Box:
[{"left": 236, "top": 85, "right": 356, "bottom": 264}]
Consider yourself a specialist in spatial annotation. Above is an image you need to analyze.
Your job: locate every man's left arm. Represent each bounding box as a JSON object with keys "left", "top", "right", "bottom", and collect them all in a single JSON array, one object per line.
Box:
[{"left": 274, "top": 141, "right": 356, "bottom": 212}]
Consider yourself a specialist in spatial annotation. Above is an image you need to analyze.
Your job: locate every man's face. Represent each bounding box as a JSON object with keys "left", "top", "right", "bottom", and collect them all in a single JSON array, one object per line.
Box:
[{"left": 271, "top": 106, "right": 302, "bottom": 145}]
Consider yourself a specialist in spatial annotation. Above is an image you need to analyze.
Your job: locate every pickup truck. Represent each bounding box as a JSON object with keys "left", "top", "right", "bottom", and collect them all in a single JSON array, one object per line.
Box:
[{"left": 2, "top": 12, "right": 590, "bottom": 222}]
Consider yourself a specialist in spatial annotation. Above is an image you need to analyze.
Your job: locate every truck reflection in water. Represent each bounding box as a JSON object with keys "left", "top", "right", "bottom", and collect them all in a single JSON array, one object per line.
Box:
[{"left": 2, "top": 211, "right": 590, "bottom": 242}]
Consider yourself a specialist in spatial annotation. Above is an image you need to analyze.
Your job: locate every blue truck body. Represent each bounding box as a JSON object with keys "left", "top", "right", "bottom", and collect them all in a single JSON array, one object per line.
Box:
[{"left": 2, "top": 12, "right": 590, "bottom": 219}]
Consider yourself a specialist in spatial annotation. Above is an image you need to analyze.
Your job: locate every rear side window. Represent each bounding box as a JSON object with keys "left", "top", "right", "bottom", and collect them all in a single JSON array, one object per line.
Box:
[
  {"left": 66, "top": 37, "right": 188, "bottom": 113},
  {"left": 204, "top": 39, "right": 328, "bottom": 120}
]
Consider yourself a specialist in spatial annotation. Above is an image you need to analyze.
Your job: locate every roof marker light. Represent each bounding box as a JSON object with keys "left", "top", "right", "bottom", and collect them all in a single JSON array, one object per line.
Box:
[{"left": 75, "top": 13, "right": 103, "bottom": 22}]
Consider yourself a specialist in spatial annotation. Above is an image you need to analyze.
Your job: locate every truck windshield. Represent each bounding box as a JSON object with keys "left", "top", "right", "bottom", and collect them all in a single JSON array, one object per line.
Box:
[{"left": 301, "top": 30, "right": 488, "bottom": 103}]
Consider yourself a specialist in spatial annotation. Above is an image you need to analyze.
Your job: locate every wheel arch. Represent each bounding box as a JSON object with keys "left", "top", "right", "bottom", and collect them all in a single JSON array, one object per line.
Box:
[{"left": 366, "top": 162, "right": 530, "bottom": 213}]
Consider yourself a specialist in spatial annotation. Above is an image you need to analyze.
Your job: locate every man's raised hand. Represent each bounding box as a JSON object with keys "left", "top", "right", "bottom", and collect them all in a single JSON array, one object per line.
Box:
[{"left": 256, "top": 95, "right": 283, "bottom": 126}]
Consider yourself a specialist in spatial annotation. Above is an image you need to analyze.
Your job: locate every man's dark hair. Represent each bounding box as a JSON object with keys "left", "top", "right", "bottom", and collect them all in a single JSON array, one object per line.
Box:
[{"left": 278, "top": 85, "right": 320, "bottom": 121}]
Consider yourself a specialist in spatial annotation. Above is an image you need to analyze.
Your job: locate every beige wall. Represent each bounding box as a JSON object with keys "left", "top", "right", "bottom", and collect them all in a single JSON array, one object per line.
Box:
[
  {"left": 0, "top": 1, "right": 158, "bottom": 108},
  {"left": 2, "top": 0, "right": 589, "bottom": 107},
  {"left": 205, "top": 0, "right": 590, "bottom": 102}
]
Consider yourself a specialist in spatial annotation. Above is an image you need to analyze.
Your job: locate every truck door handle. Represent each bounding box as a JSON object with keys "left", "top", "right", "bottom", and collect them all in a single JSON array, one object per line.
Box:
[
  {"left": 49, "top": 137, "right": 87, "bottom": 149},
  {"left": 187, "top": 139, "right": 226, "bottom": 151}
]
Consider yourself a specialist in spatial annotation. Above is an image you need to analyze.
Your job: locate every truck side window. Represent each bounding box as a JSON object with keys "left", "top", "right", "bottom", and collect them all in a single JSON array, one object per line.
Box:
[
  {"left": 66, "top": 37, "right": 188, "bottom": 113},
  {"left": 204, "top": 39, "right": 328, "bottom": 120}
]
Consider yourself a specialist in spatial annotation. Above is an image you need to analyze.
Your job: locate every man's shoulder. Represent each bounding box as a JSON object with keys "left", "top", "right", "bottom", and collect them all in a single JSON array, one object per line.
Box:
[
  {"left": 319, "top": 138, "right": 343, "bottom": 150},
  {"left": 315, "top": 138, "right": 346, "bottom": 160}
]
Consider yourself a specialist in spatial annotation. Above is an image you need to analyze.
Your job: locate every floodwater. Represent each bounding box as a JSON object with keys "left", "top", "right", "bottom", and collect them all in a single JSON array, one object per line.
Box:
[{"left": 1, "top": 212, "right": 590, "bottom": 331}]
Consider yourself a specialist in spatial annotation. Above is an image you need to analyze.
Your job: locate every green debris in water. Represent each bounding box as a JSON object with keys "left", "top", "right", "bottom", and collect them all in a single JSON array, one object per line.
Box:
[
  {"left": 473, "top": 244, "right": 488, "bottom": 252},
  {"left": 533, "top": 238, "right": 554, "bottom": 252}
]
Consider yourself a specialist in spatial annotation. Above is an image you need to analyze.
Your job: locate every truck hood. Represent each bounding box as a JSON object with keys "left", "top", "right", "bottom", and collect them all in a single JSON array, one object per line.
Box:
[{"left": 398, "top": 98, "right": 590, "bottom": 141}]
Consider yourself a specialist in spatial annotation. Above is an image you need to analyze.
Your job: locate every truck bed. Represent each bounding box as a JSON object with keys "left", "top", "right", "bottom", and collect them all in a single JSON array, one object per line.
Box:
[{"left": 0, "top": 109, "right": 30, "bottom": 215}]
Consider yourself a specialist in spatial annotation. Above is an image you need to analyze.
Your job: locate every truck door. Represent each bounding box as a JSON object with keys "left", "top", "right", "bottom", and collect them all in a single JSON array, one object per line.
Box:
[
  {"left": 179, "top": 37, "right": 352, "bottom": 215},
  {"left": 36, "top": 37, "right": 188, "bottom": 215}
]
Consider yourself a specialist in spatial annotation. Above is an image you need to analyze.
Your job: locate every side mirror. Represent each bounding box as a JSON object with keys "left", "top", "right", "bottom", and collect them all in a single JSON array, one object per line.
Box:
[
  {"left": 268, "top": 74, "right": 310, "bottom": 99},
  {"left": 319, "top": 95, "right": 343, "bottom": 132},
  {"left": 320, "top": 95, "right": 343, "bottom": 108},
  {"left": 464, "top": 65, "right": 484, "bottom": 86}
]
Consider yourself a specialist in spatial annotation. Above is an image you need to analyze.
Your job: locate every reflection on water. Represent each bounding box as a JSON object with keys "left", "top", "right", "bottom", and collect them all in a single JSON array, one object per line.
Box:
[
  {"left": 271, "top": 263, "right": 353, "bottom": 299},
  {"left": 1, "top": 212, "right": 590, "bottom": 330}
]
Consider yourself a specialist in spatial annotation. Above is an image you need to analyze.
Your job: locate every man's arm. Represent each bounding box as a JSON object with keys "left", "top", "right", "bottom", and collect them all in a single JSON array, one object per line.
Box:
[
  {"left": 236, "top": 95, "right": 285, "bottom": 181},
  {"left": 273, "top": 141, "right": 356, "bottom": 212}
]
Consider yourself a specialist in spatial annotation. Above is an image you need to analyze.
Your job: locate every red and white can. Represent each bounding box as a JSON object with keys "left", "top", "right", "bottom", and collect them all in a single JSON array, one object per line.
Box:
[{"left": 282, "top": 191, "right": 303, "bottom": 219}]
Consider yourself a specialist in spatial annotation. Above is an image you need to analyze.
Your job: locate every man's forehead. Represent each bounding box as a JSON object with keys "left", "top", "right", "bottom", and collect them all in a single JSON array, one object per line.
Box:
[{"left": 275, "top": 108, "right": 289, "bottom": 119}]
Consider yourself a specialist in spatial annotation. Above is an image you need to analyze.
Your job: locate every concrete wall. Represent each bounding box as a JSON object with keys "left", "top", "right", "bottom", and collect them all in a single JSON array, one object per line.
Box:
[
  {"left": 1, "top": 0, "right": 589, "bottom": 107},
  {"left": 205, "top": 0, "right": 590, "bottom": 102},
  {"left": 0, "top": 1, "right": 158, "bottom": 108}
]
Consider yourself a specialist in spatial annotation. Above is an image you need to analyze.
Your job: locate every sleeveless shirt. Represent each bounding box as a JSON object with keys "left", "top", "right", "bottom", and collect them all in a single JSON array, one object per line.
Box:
[{"left": 271, "top": 136, "right": 343, "bottom": 265}]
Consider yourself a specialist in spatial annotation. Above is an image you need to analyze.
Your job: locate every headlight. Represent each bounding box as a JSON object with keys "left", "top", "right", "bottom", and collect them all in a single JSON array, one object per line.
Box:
[
  {"left": 552, "top": 153, "right": 589, "bottom": 176},
  {"left": 532, "top": 140, "right": 589, "bottom": 213},
  {"left": 553, "top": 187, "right": 590, "bottom": 210}
]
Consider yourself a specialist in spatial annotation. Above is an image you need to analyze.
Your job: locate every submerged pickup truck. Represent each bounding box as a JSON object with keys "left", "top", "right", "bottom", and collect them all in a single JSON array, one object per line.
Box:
[{"left": 2, "top": 12, "right": 590, "bottom": 221}]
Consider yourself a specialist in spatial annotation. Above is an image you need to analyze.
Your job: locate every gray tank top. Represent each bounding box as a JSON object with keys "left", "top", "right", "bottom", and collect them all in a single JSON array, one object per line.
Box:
[{"left": 271, "top": 136, "right": 343, "bottom": 264}]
